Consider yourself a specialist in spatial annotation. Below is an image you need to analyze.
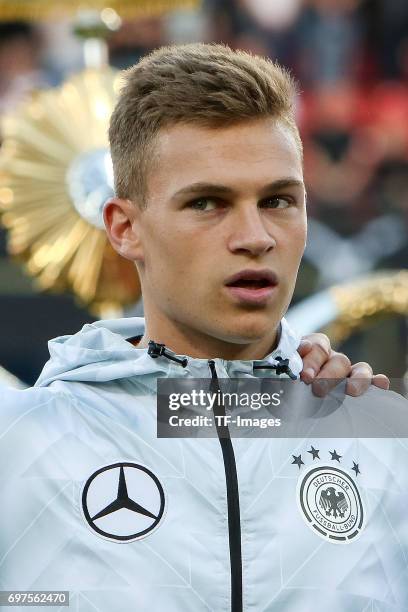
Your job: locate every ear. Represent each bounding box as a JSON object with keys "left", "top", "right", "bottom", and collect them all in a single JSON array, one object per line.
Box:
[{"left": 103, "top": 197, "right": 144, "bottom": 262}]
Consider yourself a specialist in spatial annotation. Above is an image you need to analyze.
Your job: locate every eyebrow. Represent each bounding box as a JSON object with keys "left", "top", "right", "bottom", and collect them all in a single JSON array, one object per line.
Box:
[{"left": 172, "top": 178, "right": 305, "bottom": 199}]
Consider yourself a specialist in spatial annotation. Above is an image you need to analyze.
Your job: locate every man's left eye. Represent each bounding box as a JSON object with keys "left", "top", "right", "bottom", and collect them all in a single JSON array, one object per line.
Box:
[{"left": 261, "top": 196, "right": 292, "bottom": 209}]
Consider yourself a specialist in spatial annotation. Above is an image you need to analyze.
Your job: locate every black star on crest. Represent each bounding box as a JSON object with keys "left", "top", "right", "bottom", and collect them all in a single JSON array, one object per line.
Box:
[
  {"left": 292, "top": 454, "right": 304, "bottom": 469},
  {"left": 307, "top": 446, "right": 320, "bottom": 460},
  {"left": 351, "top": 461, "right": 361, "bottom": 476},
  {"left": 329, "top": 449, "right": 342, "bottom": 462}
]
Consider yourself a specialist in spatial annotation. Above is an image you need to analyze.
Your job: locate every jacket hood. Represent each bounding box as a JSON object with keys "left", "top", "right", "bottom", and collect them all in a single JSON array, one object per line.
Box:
[{"left": 35, "top": 316, "right": 303, "bottom": 388}]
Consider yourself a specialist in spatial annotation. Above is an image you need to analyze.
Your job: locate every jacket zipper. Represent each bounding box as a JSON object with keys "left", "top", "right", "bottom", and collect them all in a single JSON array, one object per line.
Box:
[{"left": 208, "top": 360, "right": 243, "bottom": 612}]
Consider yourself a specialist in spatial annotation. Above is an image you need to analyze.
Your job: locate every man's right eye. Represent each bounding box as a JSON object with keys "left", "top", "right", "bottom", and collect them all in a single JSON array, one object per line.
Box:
[{"left": 188, "top": 197, "right": 219, "bottom": 211}]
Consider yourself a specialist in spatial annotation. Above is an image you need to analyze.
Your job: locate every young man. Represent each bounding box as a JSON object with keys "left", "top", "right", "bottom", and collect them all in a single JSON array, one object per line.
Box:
[{"left": 1, "top": 44, "right": 406, "bottom": 612}]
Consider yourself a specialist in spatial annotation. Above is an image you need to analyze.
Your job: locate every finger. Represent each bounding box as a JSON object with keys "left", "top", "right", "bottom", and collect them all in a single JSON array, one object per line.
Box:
[
  {"left": 300, "top": 339, "right": 332, "bottom": 384},
  {"left": 372, "top": 374, "right": 390, "bottom": 391},
  {"left": 311, "top": 352, "right": 351, "bottom": 397},
  {"left": 298, "top": 340, "right": 315, "bottom": 382},
  {"left": 297, "top": 339, "right": 313, "bottom": 358},
  {"left": 345, "top": 362, "right": 373, "bottom": 397},
  {"left": 345, "top": 379, "right": 371, "bottom": 397},
  {"left": 300, "top": 333, "right": 331, "bottom": 357},
  {"left": 346, "top": 372, "right": 390, "bottom": 396}
]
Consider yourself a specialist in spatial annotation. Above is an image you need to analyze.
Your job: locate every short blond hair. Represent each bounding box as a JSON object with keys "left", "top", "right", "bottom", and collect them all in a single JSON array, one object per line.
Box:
[{"left": 109, "top": 43, "right": 302, "bottom": 204}]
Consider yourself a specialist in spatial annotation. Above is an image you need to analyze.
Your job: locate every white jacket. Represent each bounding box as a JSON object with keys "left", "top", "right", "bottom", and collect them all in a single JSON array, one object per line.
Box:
[{"left": 0, "top": 317, "right": 407, "bottom": 611}]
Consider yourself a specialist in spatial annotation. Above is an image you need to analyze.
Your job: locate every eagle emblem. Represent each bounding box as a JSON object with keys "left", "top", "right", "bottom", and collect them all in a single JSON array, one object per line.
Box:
[
  {"left": 319, "top": 486, "right": 349, "bottom": 518},
  {"left": 297, "top": 466, "right": 364, "bottom": 543}
]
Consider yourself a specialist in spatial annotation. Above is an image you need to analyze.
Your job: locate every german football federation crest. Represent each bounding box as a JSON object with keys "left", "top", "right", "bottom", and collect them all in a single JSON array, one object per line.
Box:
[
  {"left": 297, "top": 464, "right": 365, "bottom": 543},
  {"left": 293, "top": 446, "right": 365, "bottom": 543}
]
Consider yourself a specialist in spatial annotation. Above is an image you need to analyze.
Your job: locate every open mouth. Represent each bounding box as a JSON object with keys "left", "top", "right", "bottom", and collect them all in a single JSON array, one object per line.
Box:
[
  {"left": 225, "top": 269, "right": 278, "bottom": 288},
  {"left": 226, "top": 279, "right": 272, "bottom": 289},
  {"left": 224, "top": 269, "right": 278, "bottom": 303}
]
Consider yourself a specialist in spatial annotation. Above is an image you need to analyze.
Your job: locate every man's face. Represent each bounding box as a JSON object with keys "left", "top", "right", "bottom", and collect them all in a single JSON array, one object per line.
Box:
[{"left": 121, "top": 118, "right": 306, "bottom": 348}]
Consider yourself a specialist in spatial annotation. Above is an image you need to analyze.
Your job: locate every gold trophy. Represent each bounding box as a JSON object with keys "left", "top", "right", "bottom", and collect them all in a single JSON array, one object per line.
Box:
[{"left": 0, "top": 0, "right": 197, "bottom": 316}]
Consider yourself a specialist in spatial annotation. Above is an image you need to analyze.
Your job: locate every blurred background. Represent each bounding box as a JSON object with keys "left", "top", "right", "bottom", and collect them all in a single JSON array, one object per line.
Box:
[{"left": 0, "top": 0, "right": 407, "bottom": 387}]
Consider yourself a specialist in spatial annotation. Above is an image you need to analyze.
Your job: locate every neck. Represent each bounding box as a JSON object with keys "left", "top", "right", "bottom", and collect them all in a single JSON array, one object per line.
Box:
[{"left": 136, "top": 311, "right": 280, "bottom": 361}]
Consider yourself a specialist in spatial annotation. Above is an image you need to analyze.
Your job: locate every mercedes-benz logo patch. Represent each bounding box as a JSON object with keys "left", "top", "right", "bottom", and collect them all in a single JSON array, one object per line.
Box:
[
  {"left": 297, "top": 465, "right": 364, "bottom": 543},
  {"left": 81, "top": 462, "right": 166, "bottom": 542}
]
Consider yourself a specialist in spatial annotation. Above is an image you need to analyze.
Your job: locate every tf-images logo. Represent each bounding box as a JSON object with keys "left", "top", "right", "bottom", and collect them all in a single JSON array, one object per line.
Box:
[
  {"left": 293, "top": 446, "right": 365, "bottom": 543},
  {"left": 81, "top": 462, "right": 166, "bottom": 543}
]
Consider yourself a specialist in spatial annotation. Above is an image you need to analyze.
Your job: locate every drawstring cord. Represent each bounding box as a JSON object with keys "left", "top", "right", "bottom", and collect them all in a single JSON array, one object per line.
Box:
[
  {"left": 147, "top": 340, "right": 297, "bottom": 379},
  {"left": 147, "top": 340, "right": 188, "bottom": 367},
  {"left": 253, "top": 356, "right": 297, "bottom": 379}
]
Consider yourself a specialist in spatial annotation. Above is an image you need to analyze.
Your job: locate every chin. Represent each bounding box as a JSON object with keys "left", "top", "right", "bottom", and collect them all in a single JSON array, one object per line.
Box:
[{"left": 216, "top": 313, "right": 278, "bottom": 344}]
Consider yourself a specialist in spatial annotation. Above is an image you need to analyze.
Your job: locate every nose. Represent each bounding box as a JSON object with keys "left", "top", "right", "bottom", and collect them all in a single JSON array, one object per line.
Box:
[{"left": 227, "top": 205, "right": 276, "bottom": 256}]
